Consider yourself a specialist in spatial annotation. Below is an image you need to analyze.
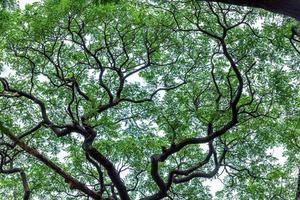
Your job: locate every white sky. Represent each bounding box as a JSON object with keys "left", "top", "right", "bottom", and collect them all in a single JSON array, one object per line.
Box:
[{"left": 19, "top": 0, "right": 39, "bottom": 9}]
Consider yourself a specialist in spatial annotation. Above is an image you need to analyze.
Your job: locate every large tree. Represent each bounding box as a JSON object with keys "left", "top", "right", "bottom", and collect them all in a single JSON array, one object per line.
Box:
[{"left": 0, "top": 0, "right": 299, "bottom": 199}]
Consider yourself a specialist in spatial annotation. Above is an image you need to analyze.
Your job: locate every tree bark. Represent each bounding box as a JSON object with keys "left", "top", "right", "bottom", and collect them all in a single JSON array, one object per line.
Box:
[
  {"left": 204, "top": 0, "right": 300, "bottom": 20},
  {"left": 296, "top": 167, "right": 300, "bottom": 200}
]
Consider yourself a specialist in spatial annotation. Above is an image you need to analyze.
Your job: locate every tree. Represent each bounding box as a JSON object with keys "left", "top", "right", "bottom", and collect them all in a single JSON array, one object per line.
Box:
[
  {"left": 0, "top": 0, "right": 17, "bottom": 9},
  {"left": 0, "top": 0, "right": 299, "bottom": 199}
]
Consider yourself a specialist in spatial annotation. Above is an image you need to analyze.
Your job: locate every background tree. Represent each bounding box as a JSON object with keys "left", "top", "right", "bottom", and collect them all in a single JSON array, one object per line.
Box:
[
  {"left": 0, "top": 0, "right": 17, "bottom": 9},
  {"left": 0, "top": 0, "right": 299, "bottom": 199}
]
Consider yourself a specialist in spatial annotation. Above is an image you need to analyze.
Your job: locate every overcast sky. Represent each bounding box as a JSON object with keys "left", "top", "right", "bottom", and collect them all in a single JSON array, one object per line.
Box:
[{"left": 19, "top": 0, "right": 39, "bottom": 9}]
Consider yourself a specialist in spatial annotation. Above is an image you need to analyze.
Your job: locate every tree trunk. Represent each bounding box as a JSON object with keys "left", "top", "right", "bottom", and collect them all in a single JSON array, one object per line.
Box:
[
  {"left": 204, "top": 0, "right": 300, "bottom": 20},
  {"left": 296, "top": 167, "right": 300, "bottom": 200}
]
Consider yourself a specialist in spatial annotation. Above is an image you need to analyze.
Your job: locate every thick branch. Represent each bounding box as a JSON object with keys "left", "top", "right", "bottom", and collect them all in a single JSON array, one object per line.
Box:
[
  {"left": 20, "top": 171, "right": 30, "bottom": 200},
  {"left": 203, "top": 0, "right": 300, "bottom": 20},
  {"left": 82, "top": 127, "right": 130, "bottom": 200},
  {"left": 296, "top": 167, "right": 300, "bottom": 200}
]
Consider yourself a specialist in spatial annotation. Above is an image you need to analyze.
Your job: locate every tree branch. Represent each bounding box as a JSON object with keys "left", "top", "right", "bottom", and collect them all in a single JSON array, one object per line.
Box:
[{"left": 203, "top": 0, "right": 300, "bottom": 20}]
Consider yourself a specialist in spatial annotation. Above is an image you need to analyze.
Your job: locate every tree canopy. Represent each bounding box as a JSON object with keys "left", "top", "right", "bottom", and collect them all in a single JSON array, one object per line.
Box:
[{"left": 0, "top": 0, "right": 299, "bottom": 199}]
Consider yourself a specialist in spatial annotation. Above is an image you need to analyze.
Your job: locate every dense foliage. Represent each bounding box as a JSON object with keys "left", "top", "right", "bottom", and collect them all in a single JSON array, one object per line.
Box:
[{"left": 0, "top": 0, "right": 299, "bottom": 199}]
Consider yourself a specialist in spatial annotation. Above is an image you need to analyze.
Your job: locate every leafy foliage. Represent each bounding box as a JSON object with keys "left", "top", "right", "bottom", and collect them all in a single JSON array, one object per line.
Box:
[{"left": 0, "top": 0, "right": 299, "bottom": 200}]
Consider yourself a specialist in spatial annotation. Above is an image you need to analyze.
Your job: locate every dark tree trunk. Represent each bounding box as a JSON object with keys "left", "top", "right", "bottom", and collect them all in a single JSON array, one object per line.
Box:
[
  {"left": 297, "top": 167, "right": 300, "bottom": 200},
  {"left": 204, "top": 0, "right": 300, "bottom": 20}
]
